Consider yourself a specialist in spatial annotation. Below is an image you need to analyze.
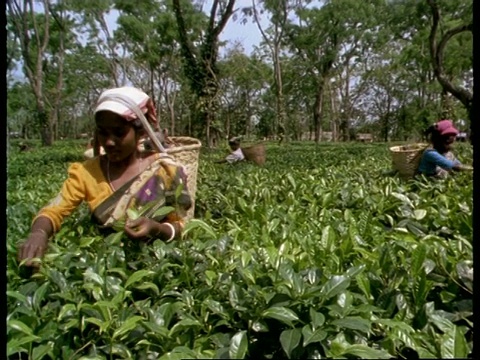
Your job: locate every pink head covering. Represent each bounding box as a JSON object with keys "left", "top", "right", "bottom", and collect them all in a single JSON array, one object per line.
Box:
[
  {"left": 435, "top": 120, "right": 459, "bottom": 136},
  {"left": 94, "top": 87, "right": 158, "bottom": 130}
]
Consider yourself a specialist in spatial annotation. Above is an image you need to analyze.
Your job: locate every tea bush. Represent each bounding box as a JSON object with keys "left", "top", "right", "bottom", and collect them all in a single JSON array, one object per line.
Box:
[{"left": 7, "top": 141, "right": 473, "bottom": 359}]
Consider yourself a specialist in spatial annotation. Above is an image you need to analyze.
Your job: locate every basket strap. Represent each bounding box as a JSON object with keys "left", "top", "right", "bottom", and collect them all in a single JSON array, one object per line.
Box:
[{"left": 97, "top": 94, "right": 167, "bottom": 153}]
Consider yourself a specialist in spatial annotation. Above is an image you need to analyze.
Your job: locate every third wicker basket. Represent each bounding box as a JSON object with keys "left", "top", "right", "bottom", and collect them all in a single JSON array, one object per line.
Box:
[
  {"left": 389, "top": 143, "right": 429, "bottom": 178},
  {"left": 242, "top": 143, "right": 266, "bottom": 166}
]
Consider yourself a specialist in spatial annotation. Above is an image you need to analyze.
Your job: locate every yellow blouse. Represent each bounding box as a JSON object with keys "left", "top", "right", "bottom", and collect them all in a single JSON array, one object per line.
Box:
[
  {"left": 34, "top": 157, "right": 112, "bottom": 232},
  {"left": 34, "top": 154, "right": 187, "bottom": 232}
]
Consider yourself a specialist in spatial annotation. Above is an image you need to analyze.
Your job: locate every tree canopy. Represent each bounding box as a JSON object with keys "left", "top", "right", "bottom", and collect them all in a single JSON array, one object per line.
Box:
[{"left": 7, "top": 0, "right": 473, "bottom": 145}]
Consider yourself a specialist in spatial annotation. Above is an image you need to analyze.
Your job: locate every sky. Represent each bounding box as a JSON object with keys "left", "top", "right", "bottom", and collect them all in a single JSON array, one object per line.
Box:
[
  {"left": 10, "top": 1, "right": 267, "bottom": 80},
  {"left": 103, "top": 6, "right": 265, "bottom": 56},
  {"left": 11, "top": 1, "right": 324, "bottom": 80}
]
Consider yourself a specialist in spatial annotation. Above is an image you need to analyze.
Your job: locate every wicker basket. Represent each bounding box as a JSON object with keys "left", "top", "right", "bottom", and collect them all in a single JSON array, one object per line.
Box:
[
  {"left": 165, "top": 137, "right": 202, "bottom": 220},
  {"left": 389, "top": 143, "right": 429, "bottom": 178},
  {"left": 242, "top": 143, "right": 266, "bottom": 166}
]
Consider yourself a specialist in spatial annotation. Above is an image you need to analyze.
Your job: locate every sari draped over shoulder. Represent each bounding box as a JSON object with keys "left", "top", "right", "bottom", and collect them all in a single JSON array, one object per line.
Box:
[{"left": 92, "top": 153, "right": 192, "bottom": 228}]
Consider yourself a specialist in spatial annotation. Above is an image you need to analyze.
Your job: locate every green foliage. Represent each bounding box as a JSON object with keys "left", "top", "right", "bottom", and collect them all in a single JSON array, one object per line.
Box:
[
  {"left": 7, "top": 141, "right": 472, "bottom": 358},
  {"left": 7, "top": 0, "right": 473, "bottom": 143}
]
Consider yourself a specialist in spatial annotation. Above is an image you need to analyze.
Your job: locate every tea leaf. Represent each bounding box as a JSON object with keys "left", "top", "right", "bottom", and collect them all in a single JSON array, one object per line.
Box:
[
  {"left": 126, "top": 208, "right": 140, "bottom": 220},
  {"left": 7, "top": 335, "right": 40, "bottom": 356},
  {"left": 320, "top": 275, "right": 351, "bottom": 300},
  {"left": 8, "top": 319, "right": 34, "bottom": 335},
  {"left": 135, "top": 282, "right": 160, "bottom": 295},
  {"left": 345, "top": 264, "right": 366, "bottom": 278},
  {"left": 32, "top": 282, "right": 49, "bottom": 310},
  {"left": 125, "top": 270, "right": 155, "bottom": 288},
  {"left": 229, "top": 330, "right": 248, "bottom": 359},
  {"left": 251, "top": 320, "right": 269, "bottom": 332},
  {"left": 414, "top": 209, "right": 427, "bottom": 220},
  {"left": 262, "top": 307, "right": 300, "bottom": 327},
  {"left": 6, "top": 291, "right": 28, "bottom": 305},
  {"left": 182, "top": 219, "right": 217, "bottom": 238},
  {"left": 83, "top": 268, "right": 104, "bottom": 286},
  {"left": 175, "top": 182, "right": 184, "bottom": 200},
  {"left": 341, "top": 344, "right": 392, "bottom": 359},
  {"left": 302, "top": 325, "right": 327, "bottom": 347},
  {"left": 440, "top": 325, "right": 469, "bottom": 359},
  {"left": 152, "top": 206, "right": 176, "bottom": 218},
  {"left": 411, "top": 243, "right": 427, "bottom": 277},
  {"left": 112, "top": 316, "right": 144, "bottom": 340},
  {"left": 309, "top": 308, "right": 325, "bottom": 330},
  {"left": 392, "top": 192, "right": 413, "bottom": 207},
  {"left": 32, "top": 342, "right": 54, "bottom": 360},
  {"left": 57, "top": 304, "right": 77, "bottom": 321},
  {"left": 331, "top": 317, "right": 371, "bottom": 333},
  {"left": 280, "top": 328, "right": 302, "bottom": 358}
]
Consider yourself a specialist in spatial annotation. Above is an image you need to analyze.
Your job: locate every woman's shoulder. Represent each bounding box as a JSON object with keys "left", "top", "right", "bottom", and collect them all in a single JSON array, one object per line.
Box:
[
  {"left": 421, "top": 148, "right": 438, "bottom": 157},
  {"left": 66, "top": 157, "right": 102, "bottom": 179},
  {"left": 80, "top": 157, "right": 101, "bottom": 170}
]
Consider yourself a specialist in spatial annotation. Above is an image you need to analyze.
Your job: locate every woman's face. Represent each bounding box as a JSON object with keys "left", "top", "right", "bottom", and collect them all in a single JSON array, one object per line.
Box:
[
  {"left": 95, "top": 111, "right": 141, "bottom": 163},
  {"left": 442, "top": 134, "right": 456, "bottom": 151}
]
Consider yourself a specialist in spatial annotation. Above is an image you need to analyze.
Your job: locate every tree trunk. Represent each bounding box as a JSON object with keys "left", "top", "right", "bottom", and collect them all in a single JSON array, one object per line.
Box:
[
  {"left": 427, "top": 0, "right": 472, "bottom": 122},
  {"left": 172, "top": 0, "right": 235, "bottom": 146},
  {"left": 37, "top": 109, "right": 53, "bottom": 145},
  {"left": 339, "top": 117, "right": 349, "bottom": 142},
  {"left": 313, "top": 83, "right": 324, "bottom": 143},
  {"left": 8, "top": 0, "right": 53, "bottom": 145},
  {"left": 381, "top": 97, "right": 392, "bottom": 142},
  {"left": 273, "top": 43, "right": 287, "bottom": 143},
  {"left": 252, "top": 0, "right": 288, "bottom": 143}
]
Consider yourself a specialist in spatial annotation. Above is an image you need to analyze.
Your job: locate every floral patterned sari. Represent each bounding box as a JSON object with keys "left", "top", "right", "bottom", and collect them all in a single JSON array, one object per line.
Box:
[{"left": 92, "top": 154, "right": 191, "bottom": 229}]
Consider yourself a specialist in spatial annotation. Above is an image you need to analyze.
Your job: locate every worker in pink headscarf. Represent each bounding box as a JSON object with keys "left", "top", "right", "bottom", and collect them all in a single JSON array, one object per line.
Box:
[{"left": 417, "top": 119, "right": 473, "bottom": 177}]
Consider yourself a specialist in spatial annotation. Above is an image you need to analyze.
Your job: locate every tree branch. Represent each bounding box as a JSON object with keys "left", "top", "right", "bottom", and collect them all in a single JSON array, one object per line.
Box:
[
  {"left": 251, "top": 0, "right": 274, "bottom": 53},
  {"left": 172, "top": 0, "right": 200, "bottom": 78},
  {"left": 212, "top": 0, "right": 236, "bottom": 39},
  {"left": 426, "top": 0, "right": 472, "bottom": 109}
]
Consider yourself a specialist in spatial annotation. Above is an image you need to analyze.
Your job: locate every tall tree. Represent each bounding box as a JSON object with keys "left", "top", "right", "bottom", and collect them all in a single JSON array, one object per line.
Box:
[
  {"left": 7, "top": 0, "right": 53, "bottom": 145},
  {"left": 172, "top": 0, "right": 236, "bottom": 147},
  {"left": 114, "top": 0, "right": 183, "bottom": 132},
  {"left": 426, "top": 0, "right": 472, "bottom": 125},
  {"left": 217, "top": 49, "right": 270, "bottom": 139},
  {"left": 250, "top": 0, "right": 290, "bottom": 142},
  {"left": 288, "top": 0, "right": 383, "bottom": 142}
]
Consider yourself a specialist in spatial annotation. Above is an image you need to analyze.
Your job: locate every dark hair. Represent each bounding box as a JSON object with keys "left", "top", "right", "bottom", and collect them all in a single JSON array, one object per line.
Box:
[
  {"left": 424, "top": 123, "right": 447, "bottom": 145},
  {"left": 228, "top": 137, "right": 240, "bottom": 146},
  {"left": 131, "top": 119, "right": 143, "bottom": 131},
  {"left": 424, "top": 124, "right": 437, "bottom": 138}
]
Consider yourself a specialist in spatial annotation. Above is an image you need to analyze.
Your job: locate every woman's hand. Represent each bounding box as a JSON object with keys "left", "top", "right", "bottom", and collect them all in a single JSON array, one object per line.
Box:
[
  {"left": 18, "top": 231, "right": 49, "bottom": 267},
  {"left": 460, "top": 164, "right": 473, "bottom": 171},
  {"left": 453, "top": 164, "right": 473, "bottom": 172},
  {"left": 124, "top": 217, "right": 158, "bottom": 240},
  {"left": 124, "top": 217, "right": 177, "bottom": 242}
]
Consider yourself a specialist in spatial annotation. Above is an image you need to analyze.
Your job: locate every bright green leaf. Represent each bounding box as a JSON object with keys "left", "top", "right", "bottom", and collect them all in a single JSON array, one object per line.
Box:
[
  {"left": 8, "top": 319, "right": 34, "bottom": 335},
  {"left": 262, "top": 307, "right": 300, "bottom": 327},
  {"left": 125, "top": 270, "right": 155, "bottom": 288},
  {"left": 320, "top": 275, "right": 351, "bottom": 300},
  {"left": 112, "top": 316, "right": 144, "bottom": 340},
  {"left": 302, "top": 325, "right": 327, "bottom": 347},
  {"left": 229, "top": 330, "right": 248, "bottom": 359},
  {"left": 280, "top": 328, "right": 302, "bottom": 359}
]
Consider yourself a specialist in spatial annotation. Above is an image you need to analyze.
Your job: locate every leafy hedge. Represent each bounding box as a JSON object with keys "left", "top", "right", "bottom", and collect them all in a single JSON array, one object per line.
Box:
[{"left": 7, "top": 141, "right": 473, "bottom": 359}]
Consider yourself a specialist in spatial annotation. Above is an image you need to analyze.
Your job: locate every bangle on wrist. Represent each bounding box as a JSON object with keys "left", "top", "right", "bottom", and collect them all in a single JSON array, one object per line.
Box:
[
  {"left": 163, "top": 223, "right": 175, "bottom": 242},
  {"left": 32, "top": 229, "right": 49, "bottom": 238}
]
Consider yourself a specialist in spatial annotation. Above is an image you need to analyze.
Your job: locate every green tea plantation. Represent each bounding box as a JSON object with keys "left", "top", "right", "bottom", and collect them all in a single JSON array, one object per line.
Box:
[{"left": 7, "top": 140, "right": 473, "bottom": 359}]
